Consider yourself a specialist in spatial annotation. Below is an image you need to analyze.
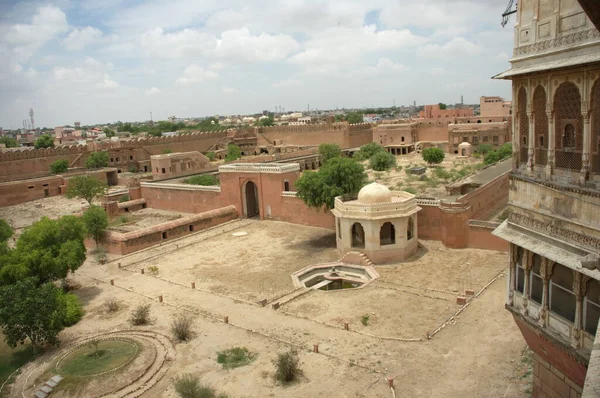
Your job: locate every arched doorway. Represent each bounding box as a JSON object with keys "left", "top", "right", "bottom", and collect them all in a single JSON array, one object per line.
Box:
[
  {"left": 243, "top": 181, "right": 259, "bottom": 218},
  {"left": 351, "top": 223, "right": 365, "bottom": 248}
]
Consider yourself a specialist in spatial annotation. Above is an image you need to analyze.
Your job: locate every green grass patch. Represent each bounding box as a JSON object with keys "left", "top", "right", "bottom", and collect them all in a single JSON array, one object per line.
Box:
[
  {"left": 216, "top": 347, "right": 256, "bottom": 370},
  {"left": 184, "top": 175, "right": 219, "bottom": 186},
  {"left": 0, "top": 336, "right": 37, "bottom": 394},
  {"left": 57, "top": 339, "right": 139, "bottom": 377}
]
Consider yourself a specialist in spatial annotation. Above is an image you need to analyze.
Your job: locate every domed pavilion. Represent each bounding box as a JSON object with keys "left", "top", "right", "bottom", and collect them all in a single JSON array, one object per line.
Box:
[{"left": 331, "top": 182, "right": 421, "bottom": 264}]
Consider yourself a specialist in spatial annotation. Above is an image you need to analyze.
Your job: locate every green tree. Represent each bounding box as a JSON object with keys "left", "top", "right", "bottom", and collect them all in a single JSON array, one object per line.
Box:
[
  {"left": 422, "top": 147, "right": 445, "bottom": 165},
  {"left": 334, "top": 114, "right": 344, "bottom": 122},
  {"left": 0, "top": 137, "right": 17, "bottom": 148},
  {"left": 85, "top": 151, "right": 110, "bottom": 169},
  {"left": 484, "top": 151, "right": 501, "bottom": 165},
  {"left": 433, "top": 167, "right": 452, "bottom": 182},
  {"left": 49, "top": 159, "right": 69, "bottom": 174},
  {"left": 206, "top": 151, "right": 216, "bottom": 161},
  {"left": 0, "top": 219, "right": 13, "bottom": 255},
  {"left": 369, "top": 151, "right": 396, "bottom": 171},
  {"left": 0, "top": 279, "right": 66, "bottom": 352},
  {"left": 319, "top": 143, "right": 341, "bottom": 164},
  {"left": 353, "top": 142, "right": 385, "bottom": 161},
  {"left": 346, "top": 112, "right": 363, "bottom": 124},
  {"left": 258, "top": 116, "right": 275, "bottom": 127},
  {"left": 296, "top": 157, "right": 366, "bottom": 211},
  {"left": 82, "top": 205, "right": 108, "bottom": 248},
  {"left": 225, "top": 144, "right": 242, "bottom": 162},
  {"left": 34, "top": 134, "right": 54, "bottom": 149},
  {"left": 65, "top": 175, "right": 108, "bottom": 205},
  {"left": 183, "top": 175, "right": 219, "bottom": 186},
  {"left": 477, "top": 144, "right": 493, "bottom": 155},
  {"left": 499, "top": 143, "right": 513, "bottom": 158},
  {"left": 438, "top": 103, "right": 447, "bottom": 110},
  {"left": 103, "top": 128, "right": 115, "bottom": 138},
  {"left": 0, "top": 216, "right": 86, "bottom": 285}
]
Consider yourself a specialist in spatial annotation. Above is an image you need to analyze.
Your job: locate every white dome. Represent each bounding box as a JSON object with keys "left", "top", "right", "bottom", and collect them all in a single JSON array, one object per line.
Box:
[{"left": 357, "top": 182, "right": 392, "bottom": 204}]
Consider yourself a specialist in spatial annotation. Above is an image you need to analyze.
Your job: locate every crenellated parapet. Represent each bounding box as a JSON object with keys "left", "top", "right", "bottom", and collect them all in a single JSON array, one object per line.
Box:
[
  {"left": 0, "top": 144, "right": 87, "bottom": 162},
  {"left": 258, "top": 123, "right": 347, "bottom": 135}
]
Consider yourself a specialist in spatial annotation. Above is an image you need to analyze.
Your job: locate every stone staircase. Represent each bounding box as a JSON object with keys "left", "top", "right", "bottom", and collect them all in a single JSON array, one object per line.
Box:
[{"left": 339, "top": 251, "right": 374, "bottom": 268}]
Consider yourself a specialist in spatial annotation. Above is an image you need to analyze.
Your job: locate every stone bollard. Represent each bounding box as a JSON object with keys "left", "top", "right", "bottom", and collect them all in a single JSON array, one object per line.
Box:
[
  {"left": 344, "top": 322, "right": 349, "bottom": 331},
  {"left": 224, "top": 316, "right": 229, "bottom": 324},
  {"left": 313, "top": 344, "right": 319, "bottom": 353},
  {"left": 110, "top": 279, "right": 114, "bottom": 286},
  {"left": 191, "top": 282, "right": 196, "bottom": 289},
  {"left": 118, "top": 262, "right": 121, "bottom": 269},
  {"left": 141, "top": 268, "right": 145, "bottom": 275},
  {"left": 456, "top": 296, "right": 467, "bottom": 305},
  {"left": 387, "top": 377, "right": 394, "bottom": 388},
  {"left": 158, "top": 295, "right": 163, "bottom": 303},
  {"left": 465, "top": 289, "right": 475, "bottom": 296},
  {"left": 258, "top": 299, "right": 267, "bottom": 307},
  {"left": 272, "top": 302, "right": 280, "bottom": 310}
]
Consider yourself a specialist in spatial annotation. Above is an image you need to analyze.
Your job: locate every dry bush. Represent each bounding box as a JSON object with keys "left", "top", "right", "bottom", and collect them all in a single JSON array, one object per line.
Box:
[
  {"left": 273, "top": 350, "right": 301, "bottom": 384},
  {"left": 130, "top": 304, "right": 151, "bottom": 325},
  {"left": 105, "top": 298, "right": 120, "bottom": 313},
  {"left": 171, "top": 314, "right": 194, "bottom": 342}
]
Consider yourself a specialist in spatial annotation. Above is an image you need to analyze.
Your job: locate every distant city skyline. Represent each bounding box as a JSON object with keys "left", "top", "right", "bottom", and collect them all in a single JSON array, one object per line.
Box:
[{"left": 0, "top": 0, "right": 513, "bottom": 128}]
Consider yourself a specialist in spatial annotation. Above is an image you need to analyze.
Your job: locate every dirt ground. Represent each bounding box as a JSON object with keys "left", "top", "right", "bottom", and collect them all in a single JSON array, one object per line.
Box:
[
  {"left": 109, "top": 208, "right": 190, "bottom": 233},
  {"left": 2, "top": 198, "right": 532, "bottom": 398},
  {"left": 0, "top": 195, "right": 87, "bottom": 232},
  {"left": 363, "top": 151, "right": 484, "bottom": 200}
]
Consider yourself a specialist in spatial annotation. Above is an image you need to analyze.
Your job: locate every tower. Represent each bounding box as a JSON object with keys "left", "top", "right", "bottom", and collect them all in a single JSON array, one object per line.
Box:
[{"left": 29, "top": 109, "right": 34, "bottom": 130}]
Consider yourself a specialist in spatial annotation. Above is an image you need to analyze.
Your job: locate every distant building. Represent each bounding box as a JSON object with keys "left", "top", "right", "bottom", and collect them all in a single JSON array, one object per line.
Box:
[
  {"left": 480, "top": 96, "right": 512, "bottom": 118},
  {"left": 363, "top": 114, "right": 382, "bottom": 123},
  {"left": 418, "top": 104, "right": 474, "bottom": 119}
]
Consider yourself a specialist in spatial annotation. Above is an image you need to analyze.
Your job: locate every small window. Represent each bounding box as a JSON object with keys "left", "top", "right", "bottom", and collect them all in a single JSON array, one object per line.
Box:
[
  {"left": 284, "top": 181, "right": 290, "bottom": 191},
  {"left": 28, "top": 186, "right": 34, "bottom": 189},
  {"left": 129, "top": 155, "right": 133, "bottom": 160},
  {"left": 43, "top": 183, "right": 48, "bottom": 187},
  {"left": 337, "top": 218, "right": 341, "bottom": 239},
  {"left": 550, "top": 264, "right": 575, "bottom": 322},
  {"left": 539, "top": 135, "right": 545, "bottom": 148},
  {"left": 161, "top": 168, "right": 166, "bottom": 173},
  {"left": 585, "top": 279, "right": 600, "bottom": 335},
  {"left": 493, "top": 136, "right": 499, "bottom": 143},
  {"left": 124, "top": 207, "right": 129, "bottom": 212},
  {"left": 515, "top": 247, "right": 525, "bottom": 294},
  {"left": 401, "top": 136, "right": 405, "bottom": 142},
  {"left": 111, "top": 158, "right": 114, "bottom": 162},
  {"left": 162, "top": 232, "right": 167, "bottom": 239},
  {"left": 563, "top": 124, "right": 576, "bottom": 149},
  {"left": 483, "top": 136, "right": 489, "bottom": 142},
  {"left": 189, "top": 225, "right": 194, "bottom": 232}
]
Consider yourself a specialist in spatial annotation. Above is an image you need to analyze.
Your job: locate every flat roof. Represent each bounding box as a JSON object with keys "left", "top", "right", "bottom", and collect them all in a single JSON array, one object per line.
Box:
[{"left": 493, "top": 52, "right": 600, "bottom": 79}]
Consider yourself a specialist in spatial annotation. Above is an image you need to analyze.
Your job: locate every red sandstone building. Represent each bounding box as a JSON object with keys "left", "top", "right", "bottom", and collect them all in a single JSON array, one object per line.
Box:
[
  {"left": 418, "top": 104, "right": 474, "bottom": 119},
  {"left": 492, "top": 1, "right": 600, "bottom": 396}
]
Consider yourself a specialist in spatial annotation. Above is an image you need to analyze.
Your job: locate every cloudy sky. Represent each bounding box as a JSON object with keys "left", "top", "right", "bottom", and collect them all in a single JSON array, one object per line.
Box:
[{"left": 0, "top": 0, "right": 514, "bottom": 128}]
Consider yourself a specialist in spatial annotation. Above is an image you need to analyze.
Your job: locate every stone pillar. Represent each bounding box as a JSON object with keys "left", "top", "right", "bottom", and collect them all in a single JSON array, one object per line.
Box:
[
  {"left": 546, "top": 102, "right": 555, "bottom": 179},
  {"left": 527, "top": 107, "right": 535, "bottom": 174},
  {"left": 572, "top": 272, "right": 585, "bottom": 348},
  {"left": 508, "top": 244, "right": 516, "bottom": 306},
  {"left": 522, "top": 250, "right": 532, "bottom": 316},
  {"left": 581, "top": 103, "right": 591, "bottom": 186},
  {"left": 538, "top": 259, "right": 553, "bottom": 328}
]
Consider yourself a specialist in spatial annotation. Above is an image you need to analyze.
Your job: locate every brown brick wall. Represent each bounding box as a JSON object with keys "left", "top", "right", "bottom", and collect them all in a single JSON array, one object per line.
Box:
[{"left": 534, "top": 353, "right": 583, "bottom": 398}]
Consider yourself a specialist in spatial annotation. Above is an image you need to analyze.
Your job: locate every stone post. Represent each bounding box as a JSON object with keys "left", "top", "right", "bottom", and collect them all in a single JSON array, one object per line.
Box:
[
  {"left": 508, "top": 244, "right": 516, "bottom": 306},
  {"left": 546, "top": 102, "right": 555, "bottom": 178},
  {"left": 572, "top": 272, "right": 585, "bottom": 348},
  {"left": 581, "top": 104, "right": 591, "bottom": 186},
  {"left": 538, "top": 259, "right": 553, "bottom": 328},
  {"left": 522, "top": 250, "right": 532, "bottom": 316},
  {"left": 527, "top": 107, "right": 535, "bottom": 174}
]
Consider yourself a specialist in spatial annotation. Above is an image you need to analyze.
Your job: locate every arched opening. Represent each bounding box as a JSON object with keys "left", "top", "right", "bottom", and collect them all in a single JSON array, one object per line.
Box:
[
  {"left": 461, "top": 148, "right": 466, "bottom": 156},
  {"left": 518, "top": 87, "right": 528, "bottom": 165},
  {"left": 337, "top": 218, "right": 341, "bottom": 239},
  {"left": 591, "top": 79, "right": 600, "bottom": 174},
  {"left": 407, "top": 217, "right": 414, "bottom": 240},
  {"left": 351, "top": 223, "right": 365, "bottom": 248},
  {"left": 554, "top": 82, "right": 583, "bottom": 171},
  {"left": 243, "top": 181, "right": 259, "bottom": 218},
  {"left": 380, "top": 222, "right": 395, "bottom": 245},
  {"left": 533, "top": 86, "right": 548, "bottom": 165},
  {"left": 284, "top": 180, "right": 290, "bottom": 191}
]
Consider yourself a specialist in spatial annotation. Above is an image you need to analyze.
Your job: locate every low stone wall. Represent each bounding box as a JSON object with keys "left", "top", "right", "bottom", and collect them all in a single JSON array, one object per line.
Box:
[
  {"left": 276, "top": 193, "right": 335, "bottom": 230},
  {"left": 101, "top": 206, "right": 238, "bottom": 255},
  {"left": 118, "top": 199, "right": 147, "bottom": 213},
  {"left": 467, "top": 220, "right": 508, "bottom": 251}
]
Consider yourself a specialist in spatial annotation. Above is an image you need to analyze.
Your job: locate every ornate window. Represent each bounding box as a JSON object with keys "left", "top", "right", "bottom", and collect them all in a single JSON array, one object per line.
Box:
[
  {"left": 585, "top": 279, "right": 600, "bottom": 335},
  {"left": 518, "top": 87, "right": 528, "bottom": 164},
  {"left": 380, "top": 222, "right": 395, "bottom": 246},
  {"left": 550, "top": 264, "right": 576, "bottom": 322},
  {"left": 533, "top": 86, "right": 548, "bottom": 165},
  {"left": 591, "top": 79, "right": 600, "bottom": 173},
  {"left": 554, "top": 82, "right": 583, "bottom": 171},
  {"left": 530, "top": 254, "right": 543, "bottom": 304}
]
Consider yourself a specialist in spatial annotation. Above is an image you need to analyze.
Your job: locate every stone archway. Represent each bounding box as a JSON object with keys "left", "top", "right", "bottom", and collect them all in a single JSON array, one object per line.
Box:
[{"left": 243, "top": 181, "right": 259, "bottom": 218}]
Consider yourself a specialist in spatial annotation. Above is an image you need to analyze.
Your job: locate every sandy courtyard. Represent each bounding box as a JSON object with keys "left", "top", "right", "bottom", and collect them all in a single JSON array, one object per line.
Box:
[{"left": 1, "top": 198, "right": 531, "bottom": 398}]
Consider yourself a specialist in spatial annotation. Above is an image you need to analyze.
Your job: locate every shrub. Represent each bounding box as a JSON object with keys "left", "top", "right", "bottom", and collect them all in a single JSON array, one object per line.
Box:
[
  {"left": 361, "top": 314, "right": 370, "bottom": 326},
  {"left": 50, "top": 159, "right": 69, "bottom": 174},
  {"left": 206, "top": 151, "right": 216, "bottom": 161},
  {"left": 225, "top": 144, "right": 241, "bottom": 162},
  {"left": 369, "top": 151, "right": 396, "bottom": 171},
  {"left": 403, "top": 187, "right": 417, "bottom": 194},
  {"left": 422, "top": 147, "right": 445, "bottom": 165},
  {"left": 130, "top": 304, "right": 151, "bottom": 325},
  {"left": 118, "top": 194, "right": 130, "bottom": 203},
  {"left": 217, "top": 347, "right": 257, "bottom": 369},
  {"left": 433, "top": 167, "right": 452, "bottom": 181},
  {"left": 171, "top": 314, "right": 194, "bottom": 342},
  {"left": 318, "top": 143, "right": 341, "bottom": 164},
  {"left": 174, "top": 374, "right": 230, "bottom": 398},
  {"left": 96, "top": 246, "right": 108, "bottom": 263},
  {"left": 85, "top": 151, "right": 110, "bottom": 169},
  {"left": 477, "top": 144, "right": 493, "bottom": 155},
  {"left": 163, "top": 149, "right": 173, "bottom": 154},
  {"left": 395, "top": 165, "right": 403, "bottom": 172},
  {"left": 128, "top": 165, "right": 137, "bottom": 173},
  {"left": 184, "top": 175, "right": 219, "bottom": 186},
  {"left": 353, "top": 142, "right": 385, "bottom": 161},
  {"left": 105, "top": 298, "right": 120, "bottom": 312},
  {"left": 499, "top": 143, "right": 512, "bottom": 158},
  {"left": 273, "top": 350, "right": 301, "bottom": 384},
  {"left": 61, "top": 293, "right": 83, "bottom": 326},
  {"left": 147, "top": 265, "right": 159, "bottom": 275}
]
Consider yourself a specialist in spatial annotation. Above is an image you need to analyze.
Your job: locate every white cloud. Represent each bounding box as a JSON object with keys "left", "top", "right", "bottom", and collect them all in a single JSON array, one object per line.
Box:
[
  {"left": 97, "top": 73, "right": 119, "bottom": 89},
  {"left": 215, "top": 28, "right": 299, "bottom": 62},
  {"left": 63, "top": 26, "right": 104, "bottom": 51},
  {"left": 431, "top": 67, "right": 447, "bottom": 76},
  {"left": 495, "top": 52, "right": 510, "bottom": 61},
  {"left": 418, "top": 37, "right": 480, "bottom": 59},
  {"left": 221, "top": 86, "right": 238, "bottom": 94},
  {"left": 273, "top": 79, "right": 301, "bottom": 88},
  {"left": 140, "top": 27, "right": 216, "bottom": 59},
  {"left": 175, "top": 65, "right": 218, "bottom": 86},
  {"left": 145, "top": 87, "right": 161, "bottom": 96}
]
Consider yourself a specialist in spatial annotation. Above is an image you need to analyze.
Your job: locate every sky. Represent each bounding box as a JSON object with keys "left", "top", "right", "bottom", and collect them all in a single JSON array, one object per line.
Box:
[{"left": 0, "top": 0, "right": 514, "bottom": 128}]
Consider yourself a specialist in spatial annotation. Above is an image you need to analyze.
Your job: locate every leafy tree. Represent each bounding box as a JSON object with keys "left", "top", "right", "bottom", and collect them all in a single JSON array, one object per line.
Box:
[
  {"left": 369, "top": 151, "right": 396, "bottom": 171},
  {"left": 0, "top": 279, "right": 66, "bottom": 352},
  {"left": 319, "top": 143, "right": 341, "bottom": 164},
  {"left": 334, "top": 114, "right": 344, "bottom": 122},
  {"left": 60, "top": 293, "right": 83, "bottom": 326},
  {"left": 433, "top": 167, "right": 452, "bottom": 182},
  {"left": 82, "top": 205, "right": 108, "bottom": 248},
  {"left": 353, "top": 142, "right": 385, "bottom": 161},
  {"left": 499, "top": 143, "right": 512, "bottom": 158},
  {"left": 34, "top": 134, "right": 54, "bottom": 149},
  {"left": 346, "top": 112, "right": 363, "bottom": 124},
  {"left": 0, "top": 219, "right": 13, "bottom": 256},
  {"left": 0, "top": 137, "right": 17, "bottom": 148},
  {"left": 258, "top": 116, "right": 275, "bottom": 127},
  {"left": 296, "top": 157, "right": 366, "bottom": 211},
  {"left": 438, "top": 103, "right": 447, "bottom": 110},
  {"left": 0, "top": 216, "right": 86, "bottom": 285},
  {"left": 483, "top": 143, "right": 512, "bottom": 165},
  {"left": 65, "top": 175, "right": 108, "bottom": 205},
  {"left": 422, "top": 147, "right": 445, "bottom": 165},
  {"left": 477, "top": 144, "right": 493, "bottom": 155},
  {"left": 50, "top": 159, "right": 69, "bottom": 174},
  {"left": 225, "top": 144, "right": 242, "bottom": 162},
  {"left": 103, "top": 128, "right": 115, "bottom": 138},
  {"left": 206, "top": 151, "right": 216, "bottom": 161},
  {"left": 85, "top": 151, "right": 109, "bottom": 169},
  {"left": 183, "top": 175, "right": 219, "bottom": 186}
]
